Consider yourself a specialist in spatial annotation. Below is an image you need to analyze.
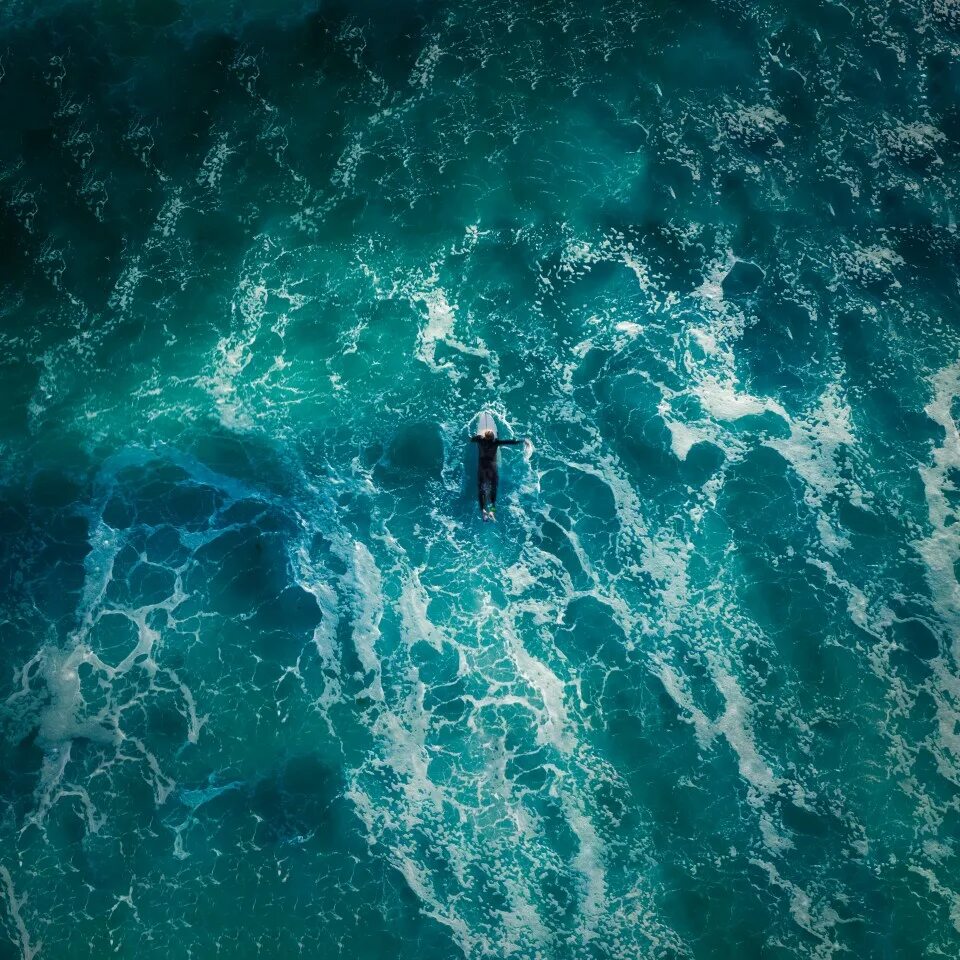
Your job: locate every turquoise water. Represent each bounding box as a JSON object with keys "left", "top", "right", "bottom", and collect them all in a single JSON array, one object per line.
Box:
[{"left": 1, "top": 1, "right": 959, "bottom": 956}]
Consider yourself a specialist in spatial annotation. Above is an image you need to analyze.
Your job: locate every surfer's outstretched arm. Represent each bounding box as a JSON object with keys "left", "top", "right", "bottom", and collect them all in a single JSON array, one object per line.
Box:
[{"left": 496, "top": 438, "right": 525, "bottom": 446}]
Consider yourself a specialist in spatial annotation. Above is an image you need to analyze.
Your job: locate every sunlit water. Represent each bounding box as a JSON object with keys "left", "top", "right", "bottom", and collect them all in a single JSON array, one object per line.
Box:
[{"left": 1, "top": 1, "right": 959, "bottom": 957}]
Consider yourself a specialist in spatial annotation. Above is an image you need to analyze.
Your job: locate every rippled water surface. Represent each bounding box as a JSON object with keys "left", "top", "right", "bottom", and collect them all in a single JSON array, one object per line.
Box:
[{"left": 1, "top": 1, "right": 960, "bottom": 957}]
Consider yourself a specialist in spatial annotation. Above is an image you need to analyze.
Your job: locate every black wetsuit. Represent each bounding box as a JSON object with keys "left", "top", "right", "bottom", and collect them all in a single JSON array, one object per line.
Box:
[{"left": 471, "top": 435, "right": 523, "bottom": 512}]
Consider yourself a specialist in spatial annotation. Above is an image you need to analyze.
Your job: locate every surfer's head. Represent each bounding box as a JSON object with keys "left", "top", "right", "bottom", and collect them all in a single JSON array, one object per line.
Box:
[{"left": 484, "top": 429, "right": 495, "bottom": 439}]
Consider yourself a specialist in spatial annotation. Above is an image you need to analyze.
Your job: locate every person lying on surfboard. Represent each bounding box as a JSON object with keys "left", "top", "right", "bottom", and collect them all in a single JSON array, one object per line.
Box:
[{"left": 471, "top": 429, "right": 527, "bottom": 521}]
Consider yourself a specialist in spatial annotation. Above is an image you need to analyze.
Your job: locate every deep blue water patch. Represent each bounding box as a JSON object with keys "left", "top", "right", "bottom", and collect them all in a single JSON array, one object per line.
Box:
[{"left": 0, "top": 1, "right": 959, "bottom": 957}]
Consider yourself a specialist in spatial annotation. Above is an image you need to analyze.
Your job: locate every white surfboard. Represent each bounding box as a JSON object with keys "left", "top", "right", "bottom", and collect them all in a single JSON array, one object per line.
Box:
[{"left": 475, "top": 410, "right": 497, "bottom": 438}]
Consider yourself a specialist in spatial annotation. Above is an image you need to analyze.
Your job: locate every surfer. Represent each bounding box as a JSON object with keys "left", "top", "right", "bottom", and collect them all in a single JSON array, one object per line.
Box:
[{"left": 471, "top": 429, "right": 526, "bottom": 521}]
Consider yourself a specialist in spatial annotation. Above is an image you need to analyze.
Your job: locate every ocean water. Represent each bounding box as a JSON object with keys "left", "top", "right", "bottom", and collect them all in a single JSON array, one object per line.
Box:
[{"left": 0, "top": 0, "right": 959, "bottom": 957}]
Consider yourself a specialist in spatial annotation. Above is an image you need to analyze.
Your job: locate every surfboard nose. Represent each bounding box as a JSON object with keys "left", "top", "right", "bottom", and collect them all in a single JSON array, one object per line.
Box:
[{"left": 476, "top": 410, "right": 497, "bottom": 438}]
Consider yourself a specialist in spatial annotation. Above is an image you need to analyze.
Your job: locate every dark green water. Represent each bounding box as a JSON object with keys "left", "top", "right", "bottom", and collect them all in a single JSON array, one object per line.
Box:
[{"left": 1, "top": 1, "right": 959, "bottom": 957}]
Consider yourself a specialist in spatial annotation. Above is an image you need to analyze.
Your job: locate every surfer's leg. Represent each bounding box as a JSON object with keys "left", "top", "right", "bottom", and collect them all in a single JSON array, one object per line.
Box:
[
  {"left": 490, "top": 470, "right": 498, "bottom": 506},
  {"left": 478, "top": 469, "right": 489, "bottom": 512}
]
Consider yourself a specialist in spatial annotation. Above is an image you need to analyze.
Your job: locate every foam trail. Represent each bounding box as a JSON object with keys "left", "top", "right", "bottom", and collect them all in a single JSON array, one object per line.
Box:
[{"left": 0, "top": 867, "right": 40, "bottom": 960}]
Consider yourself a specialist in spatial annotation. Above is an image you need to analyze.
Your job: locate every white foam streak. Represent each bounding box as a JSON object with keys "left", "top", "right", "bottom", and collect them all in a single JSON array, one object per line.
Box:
[
  {"left": 917, "top": 361, "right": 960, "bottom": 650},
  {"left": 767, "top": 382, "right": 856, "bottom": 507},
  {"left": 343, "top": 542, "right": 385, "bottom": 701},
  {"left": 750, "top": 858, "right": 842, "bottom": 959},
  {"left": 0, "top": 867, "right": 40, "bottom": 960},
  {"left": 565, "top": 797, "right": 607, "bottom": 934},
  {"left": 501, "top": 615, "right": 572, "bottom": 755},
  {"left": 648, "top": 654, "right": 714, "bottom": 749},
  {"left": 398, "top": 566, "right": 449, "bottom": 652},
  {"left": 291, "top": 544, "right": 342, "bottom": 715},
  {"left": 712, "top": 661, "right": 782, "bottom": 803}
]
